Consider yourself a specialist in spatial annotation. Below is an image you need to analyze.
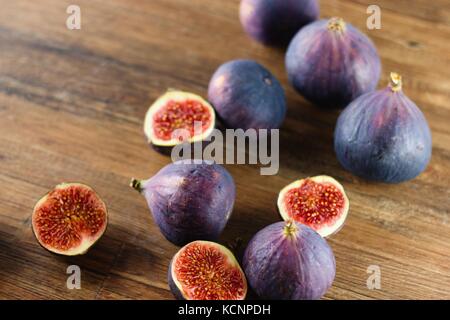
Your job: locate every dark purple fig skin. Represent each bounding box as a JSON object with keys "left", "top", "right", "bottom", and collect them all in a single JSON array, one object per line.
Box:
[
  {"left": 286, "top": 18, "right": 381, "bottom": 108},
  {"left": 239, "top": 0, "right": 319, "bottom": 46},
  {"left": 243, "top": 221, "right": 336, "bottom": 300},
  {"left": 208, "top": 60, "right": 286, "bottom": 130},
  {"left": 134, "top": 161, "right": 235, "bottom": 246},
  {"left": 334, "top": 80, "right": 432, "bottom": 183},
  {"left": 167, "top": 260, "right": 185, "bottom": 300}
]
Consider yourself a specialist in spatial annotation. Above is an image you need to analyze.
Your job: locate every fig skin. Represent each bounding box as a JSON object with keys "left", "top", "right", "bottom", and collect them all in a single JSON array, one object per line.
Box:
[
  {"left": 239, "top": 0, "right": 319, "bottom": 46},
  {"left": 334, "top": 73, "right": 432, "bottom": 183},
  {"left": 286, "top": 18, "right": 381, "bottom": 108},
  {"left": 243, "top": 221, "right": 336, "bottom": 300},
  {"left": 208, "top": 59, "right": 287, "bottom": 130},
  {"left": 131, "top": 161, "right": 235, "bottom": 246},
  {"left": 168, "top": 260, "right": 185, "bottom": 300}
]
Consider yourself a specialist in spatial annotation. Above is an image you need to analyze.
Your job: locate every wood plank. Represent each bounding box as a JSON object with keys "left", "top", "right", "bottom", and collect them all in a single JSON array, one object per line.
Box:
[{"left": 0, "top": 0, "right": 449, "bottom": 299}]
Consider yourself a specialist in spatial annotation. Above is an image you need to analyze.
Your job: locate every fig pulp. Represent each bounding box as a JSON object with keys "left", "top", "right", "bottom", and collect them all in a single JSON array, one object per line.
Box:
[
  {"left": 168, "top": 240, "right": 247, "bottom": 300},
  {"left": 240, "top": 0, "right": 319, "bottom": 46},
  {"left": 243, "top": 221, "right": 335, "bottom": 300},
  {"left": 286, "top": 17, "right": 381, "bottom": 108},
  {"left": 31, "top": 183, "right": 107, "bottom": 256},
  {"left": 277, "top": 175, "right": 349, "bottom": 237},
  {"left": 144, "top": 90, "right": 215, "bottom": 147},
  {"left": 334, "top": 73, "right": 432, "bottom": 183},
  {"left": 208, "top": 59, "right": 286, "bottom": 130},
  {"left": 131, "top": 161, "right": 235, "bottom": 246}
]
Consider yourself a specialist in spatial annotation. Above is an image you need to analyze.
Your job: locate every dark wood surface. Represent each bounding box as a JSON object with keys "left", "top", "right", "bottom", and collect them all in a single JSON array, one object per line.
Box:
[{"left": 0, "top": 0, "right": 449, "bottom": 300}]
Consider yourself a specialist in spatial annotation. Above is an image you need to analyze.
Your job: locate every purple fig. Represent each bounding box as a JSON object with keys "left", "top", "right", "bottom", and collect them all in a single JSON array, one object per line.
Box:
[
  {"left": 131, "top": 161, "right": 235, "bottom": 246},
  {"left": 240, "top": 0, "right": 319, "bottom": 46},
  {"left": 208, "top": 59, "right": 286, "bottom": 130},
  {"left": 286, "top": 17, "right": 381, "bottom": 108},
  {"left": 243, "top": 221, "right": 336, "bottom": 300},
  {"left": 334, "top": 73, "right": 432, "bottom": 183}
]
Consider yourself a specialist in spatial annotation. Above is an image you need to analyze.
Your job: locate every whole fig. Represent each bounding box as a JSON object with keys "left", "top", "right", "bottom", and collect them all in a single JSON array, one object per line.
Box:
[
  {"left": 334, "top": 73, "right": 432, "bottom": 183},
  {"left": 243, "top": 221, "right": 336, "bottom": 300},
  {"left": 240, "top": 0, "right": 319, "bottom": 46},
  {"left": 131, "top": 161, "right": 235, "bottom": 246},
  {"left": 286, "top": 17, "right": 381, "bottom": 108}
]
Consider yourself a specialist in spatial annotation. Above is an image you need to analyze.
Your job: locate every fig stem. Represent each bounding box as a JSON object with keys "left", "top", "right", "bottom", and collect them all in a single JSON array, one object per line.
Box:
[
  {"left": 389, "top": 72, "right": 403, "bottom": 92},
  {"left": 283, "top": 221, "right": 298, "bottom": 238},
  {"left": 328, "top": 17, "right": 346, "bottom": 32},
  {"left": 130, "top": 178, "right": 143, "bottom": 193}
]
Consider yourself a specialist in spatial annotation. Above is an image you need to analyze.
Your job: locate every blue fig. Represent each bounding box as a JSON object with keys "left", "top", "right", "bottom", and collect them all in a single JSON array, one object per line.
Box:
[
  {"left": 240, "top": 0, "right": 319, "bottom": 46},
  {"left": 208, "top": 59, "right": 286, "bottom": 130},
  {"left": 334, "top": 73, "right": 432, "bottom": 183}
]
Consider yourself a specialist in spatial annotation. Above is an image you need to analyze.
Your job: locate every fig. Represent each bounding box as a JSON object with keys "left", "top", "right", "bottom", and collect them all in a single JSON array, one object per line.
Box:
[
  {"left": 243, "top": 221, "right": 335, "bottom": 300},
  {"left": 277, "top": 175, "right": 349, "bottom": 237},
  {"left": 144, "top": 90, "right": 215, "bottom": 147},
  {"left": 286, "top": 17, "right": 381, "bottom": 108},
  {"left": 130, "top": 161, "right": 235, "bottom": 246},
  {"left": 239, "top": 0, "right": 319, "bottom": 46},
  {"left": 334, "top": 73, "right": 432, "bottom": 183},
  {"left": 168, "top": 240, "right": 247, "bottom": 300},
  {"left": 208, "top": 59, "right": 286, "bottom": 130},
  {"left": 31, "top": 183, "right": 108, "bottom": 256}
]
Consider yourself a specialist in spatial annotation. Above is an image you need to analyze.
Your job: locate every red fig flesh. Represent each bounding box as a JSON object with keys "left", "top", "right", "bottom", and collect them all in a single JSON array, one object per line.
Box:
[
  {"left": 278, "top": 176, "right": 349, "bottom": 237},
  {"left": 144, "top": 90, "right": 215, "bottom": 147},
  {"left": 31, "top": 183, "right": 107, "bottom": 256},
  {"left": 168, "top": 241, "right": 247, "bottom": 300}
]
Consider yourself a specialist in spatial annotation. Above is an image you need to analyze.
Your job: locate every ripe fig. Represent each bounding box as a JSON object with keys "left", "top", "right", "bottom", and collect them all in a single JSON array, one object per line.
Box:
[
  {"left": 334, "top": 73, "right": 432, "bottom": 183},
  {"left": 144, "top": 90, "right": 215, "bottom": 147},
  {"left": 286, "top": 17, "right": 381, "bottom": 108},
  {"left": 277, "top": 175, "right": 349, "bottom": 237},
  {"left": 239, "top": 0, "right": 319, "bottom": 46},
  {"left": 168, "top": 240, "right": 247, "bottom": 300},
  {"left": 208, "top": 59, "right": 286, "bottom": 130},
  {"left": 243, "top": 221, "right": 336, "bottom": 300},
  {"left": 131, "top": 161, "right": 235, "bottom": 246},
  {"left": 31, "top": 183, "right": 108, "bottom": 256}
]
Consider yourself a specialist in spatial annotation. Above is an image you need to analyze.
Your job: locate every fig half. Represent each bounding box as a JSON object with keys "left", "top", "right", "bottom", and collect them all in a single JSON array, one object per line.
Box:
[
  {"left": 31, "top": 183, "right": 108, "bottom": 256},
  {"left": 277, "top": 175, "right": 349, "bottom": 237},
  {"left": 144, "top": 90, "right": 215, "bottom": 147},
  {"left": 168, "top": 240, "right": 247, "bottom": 300}
]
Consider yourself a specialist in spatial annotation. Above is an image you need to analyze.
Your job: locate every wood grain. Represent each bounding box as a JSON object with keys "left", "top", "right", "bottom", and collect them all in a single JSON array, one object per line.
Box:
[{"left": 0, "top": 0, "right": 449, "bottom": 300}]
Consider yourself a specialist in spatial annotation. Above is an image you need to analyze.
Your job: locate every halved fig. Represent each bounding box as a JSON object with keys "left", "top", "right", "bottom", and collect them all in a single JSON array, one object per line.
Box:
[
  {"left": 168, "top": 240, "right": 247, "bottom": 300},
  {"left": 144, "top": 90, "right": 216, "bottom": 147},
  {"left": 277, "top": 175, "right": 349, "bottom": 237},
  {"left": 31, "top": 183, "right": 108, "bottom": 256}
]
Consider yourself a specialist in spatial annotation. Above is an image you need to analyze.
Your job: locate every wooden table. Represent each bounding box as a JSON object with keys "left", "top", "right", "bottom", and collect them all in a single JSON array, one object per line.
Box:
[{"left": 0, "top": 0, "right": 449, "bottom": 300}]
